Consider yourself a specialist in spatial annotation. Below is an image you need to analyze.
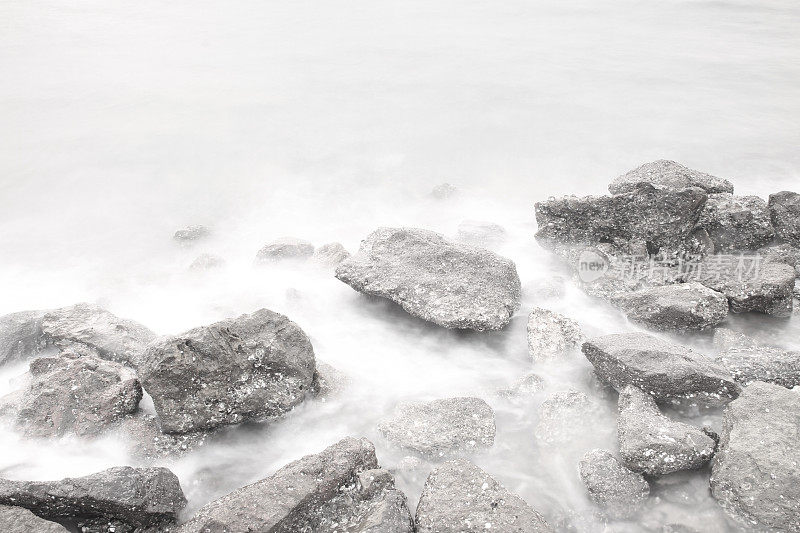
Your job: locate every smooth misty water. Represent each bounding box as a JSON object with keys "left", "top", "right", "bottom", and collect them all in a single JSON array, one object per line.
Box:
[{"left": 0, "top": 0, "right": 799, "bottom": 531}]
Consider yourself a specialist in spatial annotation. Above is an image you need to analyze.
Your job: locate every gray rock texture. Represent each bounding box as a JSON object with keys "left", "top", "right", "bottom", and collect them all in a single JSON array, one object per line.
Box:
[
  {"left": 0, "top": 467, "right": 186, "bottom": 532},
  {"left": 713, "top": 329, "right": 800, "bottom": 388},
  {"left": 582, "top": 333, "right": 740, "bottom": 409},
  {"left": 697, "top": 193, "right": 775, "bottom": 252},
  {"left": 527, "top": 308, "right": 584, "bottom": 362},
  {"left": 612, "top": 282, "right": 728, "bottom": 331},
  {"left": 255, "top": 238, "right": 315, "bottom": 263},
  {"left": 139, "top": 308, "right": 316, "bottom": 434},
  {"left": 0, "top": 310, "right": 47, "bottom": 365},
  {"left": 608, "top": 160, "right": 734, "bottom": 195},
  {"left": 710, "top": 382, "right": 800, "bottom": 531},
  {"left": 768, "top": 190, "right": 800, "bottom": 247},
  {"left": 456, "top": 220, "right": 507, "bottom": 246},
  {"left": 0, "top": 505, "right": 69, "bottom": 533},
  {"left": 578, "top": 449, "right": 649, "bottom": 519},
  {"left": 618, "top": 386, "right": 716, "bottom": 476},
  {"left": 415, "top": 458, "right": 553, "bottom": 533},
  {"left": 377, "top": 397, "right": 495, "bottom": 457},
  {"left": 535, "top": 390, "right": 605, "bottom": 447},
  {"left": 173, "top": 224, "right": 210, "bottom": 242},
  {"left": 177, "top": 437, "right": 414, "bottom": 533},
  {"left": 336, "top": 227, "right": 521, "bottom": 331},
  {"left": 311, "top": 242, "right": 351, "bottom": 267}
]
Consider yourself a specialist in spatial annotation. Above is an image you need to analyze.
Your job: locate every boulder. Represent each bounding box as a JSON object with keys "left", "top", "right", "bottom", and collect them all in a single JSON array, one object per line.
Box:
[
  {"left": 578, "top": 449, "right": 649, "bottom": 519},
  {"left": 612, "top": 282, "right": 728, "bottom": 331},
  {"left": 697, "top": 193, "right": 774, "bottom": 252},
  {"left": 456, "top": 220, "right": 507, "bottom": 246},
  {"left": 527, "top": 308, "right": 584, "bottom": 362},
  {"left": 0, "top": 310, "right": 46, "bottom": 365},
  {"left": 255, "top": 238, "right": 315, "bottom": 263},
  {"left": 768, "top": 190, "right": 800, "bottom": 247},
  {"left": 759, "top": 242, "right": 800, "bottom": 271},
  {"left": 177, "top": 437, "right": 414, "bottom": 533},
  {"left": 336, "top": 227, "right": 521, "bottom": 331},
  {"left": 311, "top": 242, "right": 351, "bottom": 267},
  {"left": 173, "top": 224, "right": 210, "bottom": 242},
  {"left": 415, "top": 458, "right": 553, "bottom": 533},
  {"left": 377, "top": 397, "right": 495, "bottom": 457},
  {"left": 608, "top": 160, "right": 734, "bottom": 195},
  {"left": 0, "top": 505, "right": 68, "bottom": 533},
  {"left": 534, "top": 390, "right": 605, "bottom": 447},
  {"left": 713, "top": 329, "right": 800, "bottom": 388},
  {"left": 710, "top": 382, "right": 800, "bottom": 530},
  {"left": 0, "top": 467, "right": 186, "bottom": 531},
  {"left": 116, "top": 412, "right": 209, "bottom": 461},
  {"left": 1, "top": 350, "right": 142, "bottom": 438},
  {"left": 618, "top": 386, "right": 716, "bottom": 476},
  {"left": 139, "top": 308, "right": 316, "bottom": 434},
  {"left": 188, "top": 253, "right": 225, "bottom": 270},
  {"left": 582, "top": 333, "right": 740, "bottom": 409}
]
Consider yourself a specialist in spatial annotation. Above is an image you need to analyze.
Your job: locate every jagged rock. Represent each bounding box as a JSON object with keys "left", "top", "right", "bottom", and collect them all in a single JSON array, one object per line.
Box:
[
  {"left": 697, "top": 193, "right": 774, "bottom": 252},
  {"left": 618, "top": 386, "right": 716, "bottom": 475},
  {"left": 711, "top": 382, "right": 800, "bottom": 530},
  {"left": 415, "top": 458, "right": 553, "bottom": 532},
  {"left": 0, "top": 350, "right": 142, "bottom": 438},
  {"left": 255, "top": 238, "right": 315, "bottom": 263},
  {"left": 173, "top": 224, "right": 210, "bottom": 242},
  {"left": 582, "top": 333, "right": 740, "bottom": 409},
  {"left": 578, "top": 449, "right": 649, "bottom": 519},
  {"left": 498, "top": 373, "right": 546, "bottom": 400},
  {"left": 713, "top": 329, "right": 800, "bottom": 388},
  {"left": 312, "top": 361, "right": 349, "bottom": 398},
  {"left": 527, "top": 308, "right": 584, "bottom": 362},
  {"left": 377, "top": 397, "right": 495, "bottom": 457},
  {"left": 336, "top": 227, "right": 521, "bottom": 331},
  {"left": 768, "top": 191, "right": 800, "bottom": 247},
  {"left": 608, "top": 160, "right": 734, "bottom": 195},
  {"left": 431, "top": 183, "right": 458, "bottom": 200},
  {"left": 456, "top": 220, "right": 507, "bottom": 246},
  {"left": 535, "top": 390, "right": 605, "bottom": 447},
  {"left": 0, "top": 467, "right": 186, "bottom": 531},
  {"left": 0, "top": 310, "right": 46, "bottom": 365},
  {"left": 0, "top": 505, "right": 69, "bottom": 533},
  {"left": 188, "top": 253, "right": 225, "bottom": 270},
  {"left": 612, "top": 282, "right": 728, "bottom": 331},
  {"left": 139, "top": 308, "right": 316, "bottom": 434},
  {"left": 311, "top": 242, "right": 351, "bottom": 266},
  {"left": 177, "top": 437, "right": 414, "bottom": 533}
]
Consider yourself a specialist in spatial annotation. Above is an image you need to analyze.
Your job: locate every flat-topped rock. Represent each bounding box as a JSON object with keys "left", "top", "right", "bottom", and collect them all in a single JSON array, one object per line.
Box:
[
  {"left": 527, "top": 308, "right": 584, "bottom": 362},
  {"left": 697, "top": 193, "right": 775, "bottom": 252},
  {"left": 0, "top": 505, "right": 69, "bottom": 533},
  {"left": 255, "top": 237, "right": 315, "bottom": 263},
  {"left": 578, "top": 449, "right": 649, "bottom": 519},
  {"left": 768, "top": 190, "right": 800, "bottom": 247},
  {"left": 608, "top": 160, "right": 734, "bottom": 195},
  {"left": 612, "top": 282, "right": 728, "bottom": 331},
  {"left": 336, "top": 227, "right": 521, "bottom": 331}
]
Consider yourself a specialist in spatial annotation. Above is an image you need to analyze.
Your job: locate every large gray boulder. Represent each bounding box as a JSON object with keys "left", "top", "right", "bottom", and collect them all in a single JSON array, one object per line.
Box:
[
  {"left": 618, "top": 386, "right": 716, "bottom": 476},
  {"left": 578, "top": 449, "right": 649, "bottom": 519},
  {"left": 139, "top": 308, "right": 316, "bottom": 434},
  {"left": 0, "top": 467, "right": 186, "bottom": 532},
  {"left": 697, "top": 193, "right": 775, "bottom": 252},
  {"left": 612, "top": 282, "right": 728, "bottom": 332},
  {"left": 713, "top": 328, "right": 800, "bottom": 388},
  {"left": 710, "top": 382, "right": 800, "bottom": 530},
  {"left": 608, "top": 160, "right": 734, "bottom": 195},
  {"left": 582, "top": 333, "right": 740, "bottom": 409},
  {"left": 255, "top": 238, "right": 315, "bottom": 263},
  {"left": 377, "top": 397, "right": 495, "bottom": 457},
  {"left": 0, "top": 350, "right": 142, "bottom": 438},
  {"left": 527, "top": 308, "right": 584, "bottom": 362},
  {"left": 0, "top": 505, "right": 69, "bottom": 533},
  {"left": 415, "top": 459, "right": 553, "bottom": 533},
  {"left": 336, "top": 227, "right": 521, "bottom": 331},
  {"left": 177, "top": 437, "right": 414, "bottom": 533},
  {"left": 768, "top": 190, "right": 800, "bottom": 247}
]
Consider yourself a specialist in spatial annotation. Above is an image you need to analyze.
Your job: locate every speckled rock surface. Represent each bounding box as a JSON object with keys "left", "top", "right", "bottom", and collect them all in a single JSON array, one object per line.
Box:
[
  {"left": 713, "top": 329, "right": 800, "bottom": 388},
  {"left": 0, "top": 505, "right": 69, "bottom": 533},
  {"left": 768, "top": 190, "right": 800, "bottom": 247},
  {"left": 255, "top": 237, "right": 315, "bottom": 263},
  {"left": 498, "top": 373, "right": 546, "bottom": 400},
  {"left": 612, "top": 282, "right": 728, "bottom": 331},
  {"left": 578, "top": 449, "right": 649, "bottom": 519},
  {"left": 336, "top": 227, "right": 521, "bottom": 331},
  {"left": 0, "top": 310, "right": 47, "bottom": 366},
  {"left": 697, "top": 193, "right": 774, "bottom": 252},
  {"left": 527, "top": 308, "right": 584, "bottom": 362},
  {"left": 608, "top": 160, "right": 733, "bottom": 195}
]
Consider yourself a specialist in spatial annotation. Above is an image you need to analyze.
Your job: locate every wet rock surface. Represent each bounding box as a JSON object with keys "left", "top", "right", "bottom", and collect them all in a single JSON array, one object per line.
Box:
[
  {"left": 617, "top": 386, "right": 716, "bottom": 476},
  {"left": 608, "top": 160, "right": 734, "bottom": 195},
  {"left": 578, "top": 449, "right": 649, "bottom": 519},
  {"left": 177, "top": 437, "right": 414, "bottom": 533},
  {"left": 377, "top": 397, "right": 495, "bottom": 457},
  {"left": 336, "top": 227, "right": 521, "bottom": 331},
  {"left": 713, "top": 329, "right": 800, "bottom": 388},
  {"left": 415, "top": 458, "right": 553, "bottom": 533},
  {"left": 527, "top": 307, "right": 584, "bottom": 362},
  {"left": 0, "top": 504, "right": 69, "bottom": 533},
  {"left": 697, "top": 193, "right": 775, "bottom": 252},
  {"left": 768, "top": 190, "right": 800, "bottom": 247},
  {"left": 711, "top": 382, "right": 800, "bottom": 531},
  {"left": 311, "top": 242, "right": 351, "bottom": 266},
  {"left": 612, "top": 282, "right": 728, "bottom": 331},
  {"left": 139, "top": 308, "right": 316, "bottom": 434},
  {"left": 255, "top": 237, "right": 315, "bottom": 263}
]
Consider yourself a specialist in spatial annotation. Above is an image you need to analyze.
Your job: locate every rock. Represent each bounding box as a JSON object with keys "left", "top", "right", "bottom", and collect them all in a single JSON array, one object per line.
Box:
[
  {"left": 177, "top": 437, "right": 414, "bottom": 533},
  {"left": 415, "top": 458, "right": 553, "bottom": 533},
  {"left": 0, "top": 505, "right": 69, "bottom": 533},
  {"left": 710, "top": 382, "right": 800, "bottom": 530},
  {"left": 498, "top": 373, "right": 546, "bottom": 400},
  {"left": 713, "top": 329, "right": 800, "bottom": 388},
  {"left": 608, "top": 160, "right": 734, "bottom": 195},
  {"left": 377, "top": 397, "right": 495, "bottom": 457},
  {"left": 0, "top": 310, "right": 46, "bottom": 365},
  {"left": 689, "top": 257, "right": 795, "bottom": 317},
  {"left": 312, "top": 361, "right": 349, "bottom": 398},
  {"left": 712, "top": 327, "right": 759, "bottom": 351},
  {"left": 759, "top": 242, "right": 800, "bottom": 270},
  {"left": 578, "top": 449, "right": 649, "bottom": 519},
  {"left": 697, "top": 193, "right": 775, "bottom": 252},
  {"left": 535, "top": 185, "right": 708, "bottom": 256},
  {"left": 311, "top": 242, "right": 351, "bottom": 266},
  {"left": 526, "top": 308, "right": 584, "bottom": 362},
  {"left": 188, "top": 253, "right": 225, "bottom": 270},
  {"left": 535, "top": 390, "right": 605, "bottom": 447},
  {"left": 173, "top": 224, "right": 210, "bottom": 242},
  {"left": 0, "top": 467, "right": 186, "bottom": 531},
  {"left": 116, "top": 412, "right": 208, "bottom": 461},
  {"left": 255, "top": 238, "right": 315, "bottom": 263},
  {"left": 139, "top": 308, "right": 316, "bottom": 434},
  {"left": 617, "top": 386, "right": 716, "bottom": 476},
  {"left": 456, "top": 220, "right": 507, "bottom": 246},
  {"left": 336, "top": 227, "right": 521, "bottom": 331},
  {"left": 612, "top": 282, "right": 728, "bottom": 331},
  {"left": 582, "top": 333, "right": 740, "bottom": 409},
  {"left": 768, "top": 190, "right": 800, "bottom": 247},
  {"left": 1, "top": 350, "right": 142, "bottom": 438},
  {"left": 431, "top": 183, "right": 458, "bottom": 200}
]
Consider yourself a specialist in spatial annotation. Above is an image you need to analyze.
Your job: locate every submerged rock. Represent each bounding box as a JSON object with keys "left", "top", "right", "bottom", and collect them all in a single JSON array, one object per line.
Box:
[
  {"left": 0, "top": 467, "right": 186, "bottom": 531},
  {"left": 697, "top": 193, "right": 775, "bottom": 252},
  {"left": 498, "top": 373, "right": 546, "bottom": 400},
  {"left": 177, "top": 437, "right": 414, "bottom": 533},
  {"left": 527, "top": 308, "right": 584, "bottom": 362},
  {"left": 713, "top": 329, "right": 800, "bottom": 388},
  {"left": 311, "top": 242, "right": 351, "bottom": 267},
  {"left": 415, "top": 458, "right": 553, "bottom": 533},
  {"left": 336, "top": 227, "right": 521, "bottom": 331},
  {"left": 612, "top": 282, "right": 728, "bottom": 331},
  {"left": 618, "top": 386, "right": 716, "bottom": 476},
  {"left": 608, "top": 160, "right": 734, "bottom": 195},
  {"left": 312, "top": 361, "right": 349, "bottom": 398},
  {"left": 535, "top": 390, "right": 605, "bottom": 447},
  {"left": 377, "top": 397, "right": 495, "bottom": 457},
  {"left": 578, "top": 449, "right": 649, "bottom": 519},
  {"left": 768, "top": 190, "right": 800, "bottom": 247},
  {"left": 582, "top": 333, "right": 740, "bottom": 409},
  {"left": 188, "top": 253, "right": 225, "bottom": 270},
  {"left": 139, "top": 308, "right": 316, "bottom": 434},
  {"left": 711, "top": 382, "right": 800, "bottom": 530},
  {"left": 0, "top": 505, "right": 68, "bottom": 533},
  {"left": 456, "top": 220, "right": 507, "bottom": 246},
  {"left": 173, "top": 224, "right": 210, "bottom": 243},
  {"left": 255, "top": 238, "right": 315, "bottom": 263}
]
